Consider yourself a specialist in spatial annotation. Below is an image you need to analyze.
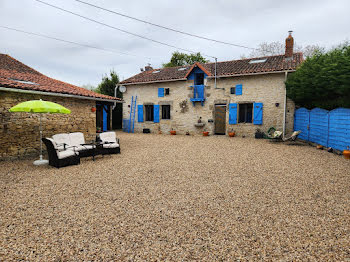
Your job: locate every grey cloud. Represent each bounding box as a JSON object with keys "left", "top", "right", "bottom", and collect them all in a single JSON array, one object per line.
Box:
[{"left": 0, "top": 0, "right": 349, "bottom": 87}]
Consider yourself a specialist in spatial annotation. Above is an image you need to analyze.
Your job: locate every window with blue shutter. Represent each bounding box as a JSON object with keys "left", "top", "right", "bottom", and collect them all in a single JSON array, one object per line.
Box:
[
  {"left": 158, "top": 88, "right": 164, "bottom": 97},
  {"left": 154, "top": 105, "right": 160, "bottom": 123},
  {"left": 253, "top": 102, "right": 263, "bottom": 125},
  {"left": 236, "top": 84, "right": 242, "bottom": 95},
  {"left": 229, "top": 103, "right": 238, "bottom": 124},
  {"left": 137, "top": 105, "right": 143, "bottom": 122}
]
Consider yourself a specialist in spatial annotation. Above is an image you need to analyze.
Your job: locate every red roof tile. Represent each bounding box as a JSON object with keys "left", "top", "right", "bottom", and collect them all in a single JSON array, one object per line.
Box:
[
  {"left": 120, "top": 53, "right": 303, "bottom": 85},
  {"left": 0, "top": 54, "right": 121, "bottom": 101}
]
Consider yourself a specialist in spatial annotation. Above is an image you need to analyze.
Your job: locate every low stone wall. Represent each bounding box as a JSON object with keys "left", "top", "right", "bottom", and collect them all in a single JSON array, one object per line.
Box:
[{"left": 0, "top": 91, "right": 96, "bottom": 160}]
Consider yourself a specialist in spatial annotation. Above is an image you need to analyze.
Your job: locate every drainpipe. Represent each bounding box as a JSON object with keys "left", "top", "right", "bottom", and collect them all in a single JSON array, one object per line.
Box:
[
  {"left": 214, "top": 57, "right": 217, "bottom": 89},
  {"left": 283, "top": 71, "right": 288, "bottom": 138},
  {"left": 112, "top": 84, "right": 119, "bottom": 110}
]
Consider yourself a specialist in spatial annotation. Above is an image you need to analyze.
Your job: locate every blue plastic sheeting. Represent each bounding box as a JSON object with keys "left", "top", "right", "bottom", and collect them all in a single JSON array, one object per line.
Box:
[
  {"left": 309, "top": 108, "right": 329, "bottom": 147},
  {"left": 328, "top": 108, "right": 350, "bottom": 151},
  {"left": 122, "top": 119, "right": 130, "bottom": 132},
  {"left": 294, "top": 108, "right": 309, "bottom": 140}
]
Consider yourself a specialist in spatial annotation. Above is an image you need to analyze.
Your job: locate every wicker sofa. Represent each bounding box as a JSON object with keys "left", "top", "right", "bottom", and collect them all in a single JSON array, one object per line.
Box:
[
  {"left": 42, "top": 138, "right": 80, "bottom": 168},
  {"left": 52, "top": 132, "right": 95, "bottom": 158}
]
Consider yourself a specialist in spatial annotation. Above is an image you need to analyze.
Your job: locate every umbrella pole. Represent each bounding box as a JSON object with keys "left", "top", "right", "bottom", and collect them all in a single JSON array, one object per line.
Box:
[
  {"left": 33, "top": 113, "right": 48, "bottom": 166},
  {"left": 39, "top": 114, "right": 43, "bottom": 160}
]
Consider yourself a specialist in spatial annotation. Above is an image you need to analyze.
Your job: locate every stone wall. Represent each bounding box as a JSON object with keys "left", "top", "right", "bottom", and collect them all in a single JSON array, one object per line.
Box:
[
  {"left": 0, "top": 91, "right": 96, "bottom": 159},
  {"left": 122, "top": 73, "right": 295, "bottom": 137}
]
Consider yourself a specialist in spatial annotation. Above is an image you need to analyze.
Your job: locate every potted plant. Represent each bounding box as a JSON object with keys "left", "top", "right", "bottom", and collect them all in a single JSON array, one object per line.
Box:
[
  {"left": 228, "top": 128, "right": 235, "bottom": 137},
  {"left": 343, "top": 146, "right": 350, "bottom": 159},
  {"left": 170, "top": 128, "right": 176, "bottom": 135},
  {"left": 203, "top": 129, "right": 209, "bottom": 136}
]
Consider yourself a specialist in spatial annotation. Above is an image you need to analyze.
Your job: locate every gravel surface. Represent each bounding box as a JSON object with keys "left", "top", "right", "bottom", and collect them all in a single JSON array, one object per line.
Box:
[{"left": 1, "top": 132, "right": 349, "bottom": 261}]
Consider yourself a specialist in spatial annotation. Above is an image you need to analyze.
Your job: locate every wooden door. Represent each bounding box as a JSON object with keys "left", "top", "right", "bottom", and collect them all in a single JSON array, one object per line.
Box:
[{"left": 215, "top": 105, "right": 226, "bottom": 135}]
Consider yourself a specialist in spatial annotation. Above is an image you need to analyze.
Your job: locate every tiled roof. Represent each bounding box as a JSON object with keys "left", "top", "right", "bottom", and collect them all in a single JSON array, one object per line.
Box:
[
  {"left": 0, "top": 54, "right": 121, "bottom": 101},
  {"left": 120, "top": 53, "right": 303, "bottom": 85}
]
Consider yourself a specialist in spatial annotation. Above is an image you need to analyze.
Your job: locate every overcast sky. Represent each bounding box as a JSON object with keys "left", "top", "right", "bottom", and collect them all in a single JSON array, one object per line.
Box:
[{"left": 1, "top": 0, "right": 349, "bottom": 87}]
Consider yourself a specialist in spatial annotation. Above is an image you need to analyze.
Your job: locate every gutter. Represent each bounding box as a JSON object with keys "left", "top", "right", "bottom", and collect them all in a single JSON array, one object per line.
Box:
[
  {"left": 120, "top": 70, "right": 296, "bottom": 86},
  {"left": 207, "top": 70, "right": 296, "bottom": 79},
  {"left": 121, "top": 78, "right": 187, "bottom": 86},
  {"left": 0, "top": 86, "right": 123, "bottom": 103}
]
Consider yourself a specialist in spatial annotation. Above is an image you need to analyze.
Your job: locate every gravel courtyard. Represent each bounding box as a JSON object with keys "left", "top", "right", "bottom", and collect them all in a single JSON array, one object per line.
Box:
[{"left": 1, "top": 132, "right": 349, "bottom": 261}]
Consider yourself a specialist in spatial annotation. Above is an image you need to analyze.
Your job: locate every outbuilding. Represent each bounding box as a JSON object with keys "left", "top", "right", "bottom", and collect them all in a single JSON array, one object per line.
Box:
[{"left": 0, "top": 54, "right": 122, "bottom": 159}]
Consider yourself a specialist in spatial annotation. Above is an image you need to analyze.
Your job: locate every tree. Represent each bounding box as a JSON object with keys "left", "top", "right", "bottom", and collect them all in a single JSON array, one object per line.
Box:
[
  {"left": 162, "top": 51, "right": 209, "bottom": 67},
  {"left": 286, "top": 42, "right": 350, "bottom": 110},
  {"left": 81, "top": 84, "right": 97, "bottom": 92},
  {"left": 240, "top": 41, "right": 324, "bottom": 59},
  {"left": 96, "top": 70, "right": 121, "bottom": 98}
]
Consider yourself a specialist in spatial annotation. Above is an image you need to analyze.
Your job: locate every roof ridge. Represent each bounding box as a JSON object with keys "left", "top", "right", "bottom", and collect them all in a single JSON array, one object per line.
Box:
[{"left": 1, "top": 54, "right": 44, "bottom": 76}]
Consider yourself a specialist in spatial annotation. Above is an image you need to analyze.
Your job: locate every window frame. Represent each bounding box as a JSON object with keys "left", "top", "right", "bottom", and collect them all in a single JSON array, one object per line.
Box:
[
  {"left": 161, "top": 105, "right": 171, "bottom": 120},
  {"left": 238, "top": 103, "right": 253, "bottom": 123},
  {"left": 144, "top": 104, "right": 154, "bottom": 122}
]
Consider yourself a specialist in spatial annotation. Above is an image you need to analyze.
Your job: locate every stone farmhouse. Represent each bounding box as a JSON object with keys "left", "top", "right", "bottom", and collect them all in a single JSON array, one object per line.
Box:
[
  {"left": 0, "top": 54, "right": 122, "bottom": 159},
  {"left": 120, "top": 32, "right": 303, "bottom": 137}
]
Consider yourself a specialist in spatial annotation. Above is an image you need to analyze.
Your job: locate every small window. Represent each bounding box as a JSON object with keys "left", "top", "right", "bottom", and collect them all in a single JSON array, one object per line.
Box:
[
  {"left": 165, "top": 88, "right": 170, "bottom": 95},
  {"left": 230, "top": 87, "right": 235, "bottom": 94},
  {"left": 145, "top": 105, "right": 154, "bottom": 121},
  {"left": 162, "top": 105, "right": 171, "bottom": 119},
  {"left": 239, "top": 103, "right": 253, "bottom": 123},
  {"left": 194, "top": 73, "right": 204, "bottom": 85}
]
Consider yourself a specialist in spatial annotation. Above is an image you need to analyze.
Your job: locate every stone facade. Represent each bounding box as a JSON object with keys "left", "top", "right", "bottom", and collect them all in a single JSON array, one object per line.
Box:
[
  {"left": 0, "top": 91, "right": 97, "bottom": 159},
  {"left": 122, "top": 73, "right": 295, "bottom": 136}
]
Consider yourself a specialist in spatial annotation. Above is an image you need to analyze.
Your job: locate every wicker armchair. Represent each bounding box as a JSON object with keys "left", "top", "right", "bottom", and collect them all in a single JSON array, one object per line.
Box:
[
  {"left": 98, "top": 132, "right": 120, "bottom": 155},
  {"left": 42, "top": 138, "right": 80, "bottom": 168}
]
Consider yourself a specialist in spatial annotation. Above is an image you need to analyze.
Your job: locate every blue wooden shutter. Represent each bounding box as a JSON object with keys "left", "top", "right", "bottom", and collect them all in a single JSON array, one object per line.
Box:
[
  {"left": 154, "top": 105, "right": 160, "bottom": 123},
  {"left": 158, "top": 88, "right": 164, "bottom": 97},
  {"left": 229, "top": 103, "right": 238, "bottom": 124},
  {"left": 253, "top": 102, "right": 263, "bottom": 125},
  {"left": 236, "top": 84, "right": 242, "bottom": 95},
  {"left": 102, "top": 105, "right": 108, "bottom": 131},
  {"left": 137, "top": 105, "right": 143, "bottom": 122}
]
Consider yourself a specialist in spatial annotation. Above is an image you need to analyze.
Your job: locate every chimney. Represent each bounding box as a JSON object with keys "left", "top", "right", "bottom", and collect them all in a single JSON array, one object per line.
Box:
[
  {"left": 285, "top": 30, "right": 294, "bottom": 58},
  {"left": 144, "top": 63, "right": 153, "bottom": 71}
]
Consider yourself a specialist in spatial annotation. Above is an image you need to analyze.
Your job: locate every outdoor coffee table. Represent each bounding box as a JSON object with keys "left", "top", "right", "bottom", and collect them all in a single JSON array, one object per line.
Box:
[{"left": 81, "top": 141, "right": 103, "bottom": 161}]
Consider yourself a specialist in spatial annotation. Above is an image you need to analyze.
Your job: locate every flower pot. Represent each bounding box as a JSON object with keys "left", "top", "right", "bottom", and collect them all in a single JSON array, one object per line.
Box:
[
  {"left": 91, "top": 107, "right": 96, "bottom": 112},
  {"left": 228, "top": 132, "right": 235, "bottom": 137},
  {"left": 158, "top": 131, "right": 162, "bottom": 134},
  {"left": 343, "top": 150, "right": 350, "bottom": 159},
  {"left": 316, "top": 145, "right": 323, "bottom": 150},
  {"left": 203, "top": 131, "right": 209, "bottom": 136},
  {"left": 170, "top": 130, "right": 176, "bottom": 135}
]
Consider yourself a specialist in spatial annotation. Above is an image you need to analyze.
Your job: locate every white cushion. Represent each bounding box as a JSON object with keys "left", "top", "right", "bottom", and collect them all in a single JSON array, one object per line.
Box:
[
  {"left": 52, "top": 133, "right": 70, "bottom": 149},
  {"left": 68, "top": 132, "right": 86, "bottom": 147},
  {"left": 46, "top": 138, "right": 58, "bottom": 149},
  {"left": 57, "top": 149, "right": 77, "bottom": 159},
  {"left": 74, "top": 145, "right": 94, "bottom": 151},
  {"left": 99, "top": 132, "right": 117, "bottom": 143},
  {"left": 102, "top": 143, "right": 119, "bottom": 149}
]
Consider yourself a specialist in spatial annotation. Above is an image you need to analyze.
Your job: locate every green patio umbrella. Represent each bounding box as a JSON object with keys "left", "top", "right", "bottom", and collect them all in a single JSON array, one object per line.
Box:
[{"left": 9, "top": 99, "right": 71, "bottom": 165}]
